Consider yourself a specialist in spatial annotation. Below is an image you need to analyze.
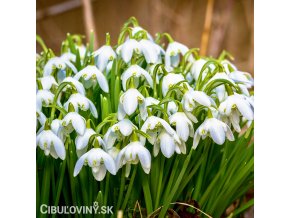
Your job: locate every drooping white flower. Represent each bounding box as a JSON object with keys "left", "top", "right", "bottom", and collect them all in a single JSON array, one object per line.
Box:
[
  {"left": 73, "top": 148, "right": 116, "bottom": 181},
  {"left": 61, "top": 112, "right": 86, "bottom": 135},
  {"left": 139, "top": 39, "right": 164, "bottom": 64},
  {"left": 36, "top": 110, "right": 47, "bottom": 127},
  {"left": 62, "top": 77, "right": 86, "bottom": 95},
  {"left": 75, "top": 128, "right": 105, "bottom": 157},
  {"left": 51, "top": 118, "right": 65, "bottom": 140},
  {"left": 167, "top": 101, "right": 178, "bottom": 116},
  {"left": 117, "top": 39, "right": 141, "bottom": 63},
  {"left": 74, "top": 65, "right": 109, "bottom": 92},
  {"left": 36, "top": 90, "right": 54, "bottom": 111},
  {"left": 121, "top": 65, "right": 153, "bottom": 90},
  {"left": 229, "top": 71, "right": 254, "bottom": 88},
  {"left": 64, "top": 93, "right": 98, "bottom": 118},
  {"left": 93, "top": 45, "right": 116, "bottom": 72},
  {"left": 131, "top": 26, "right": 153, "bottom": 41},
  {"left": 169, "top": 112, "right": 194, "bottom": 142},
  {"left": 36, "top": 129, "right": 65, "bottom": 160},
  {"left": 219, "top": 93, "right": 254, "bottom": 132},
  {"left": 116, "top": 141, "right": 151, "bottom": 176},
  {"left": 190, "top": 58, "right": 215, "bottom": 81},
  {"left": 182, "top": 88, "right": 212, "bottom": 112},
  {"left": 104, "top": 119, "right": 137, "bottom": 150},
  {"left": 39, "top": 76, "right": 58, "bottom": 90},
  {"left": 162, "top": 73, "right": 185, "bottom": 96},
  {"left": 153, "top": 130, "right": 186, "bottom": 158},
  {"left": 193, "top": 118, "right": 234, "bottom": 149},
  {"left": 117, "top": 88, "right": 147, "bottom": 120},
  {"left": 140, "top": 116, "right": 185, "bottom": 158},
  {"left": 43, "top": 55, "right": 77, "bottom": 77},
  {"left": 221, "top": 59, "right": 237, "bottom": 74},
  {"left": 165, "top": 41, "right": 193, "bottom": 68}
]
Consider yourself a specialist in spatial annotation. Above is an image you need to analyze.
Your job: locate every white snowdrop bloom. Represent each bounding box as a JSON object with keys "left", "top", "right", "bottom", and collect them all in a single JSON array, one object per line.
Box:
[
  {"left": 61, "top": 112, "right": 86, "bottom": 135},
  {"left": 74, "top": 65, "right": 109, "bottom": 92},
  {"left": 36, "top": 110, "right": 46, "bottom": 127},
  {"left": 169, "top": 112, "right": 194, "bottom": 142},
  {"left": 153, "top": 130, "right": 186, "bottom": 158},
  {"left": 43, "top": 56, "right": 77, "bottom": 77},
  {"left": 193, "top": 118, "right": 234, "bottom": 149},
  {"left": 36, "top": 129, "right": 65, "bottom": 160},
  {"left": 36, "top": 90, "right": 54, "bottom": 111},
  {"left": 219, "top": 93, "right": 254, "bottom": 132},
  {"left": 117, "top": 88, "right": 147, "bottom": 120},
  {"left": 206, "top": 72, "right": 235, "bottom": 87},
  {"left": 74, "top": 148, "right": 116, "bottom": 181},
  {"left": 61, "top": 52, "right": 76, "bottom": 63},
  {"left": 62, "top": 77, "right": 86, "bottom": 95},
  {"left": 39, "top": 76, "right": 58, "bottom": 90},
  {"left": 117, "top": 39, "right": 141, "bottom": 63},
  {"left": 221, "top": 59, "right": 237, "bottom": 74},
  {"left": 145, "top": 97, "right": 160, "bottom": 107},
  {"left": 104, "top": 119, "right": 137, "bottom": 150},
  {"left": 182, "top": 88, "right": 212, "bottom": 112},
  {"left": 190, "top": 58, "right": 215, "bottom": 81},
  {"left": 162, "top": 73, "right": 185, "bottom": 96},
  {"left": 214, "top": 85, "right": 227, "bottom": 102},
  {"left": 167, "top": 101, "right": 178, "bottom": 116},
  {"left": 131, "top": 26, "right": 153, "bottom": 41},
  {"left": 165, "top": 41, "right": 193, "bottom": 68},
  {"left": 51, "top": 119, "right": 65, "bottom": 140},
  {"left": 64, "top": 93, "right": 98, "bottom": 118},
  {"left": 139, "top": 39, "right": 163, "bottom": 64},
  {"left": 140, "top": 116, "right": 179, "bottom": 145},
  {"left": 93, "top": 45, "right": 116, "bottom": 72},
  {"left": 76, "top": 45, "right": 87, "bottom": 60},
  {"left": 229, "top": 71, "right": 254, "bottom": 88},
  {"left": 75, "top": 128, "right": 105, "bottom": 157},
  {"left": 121, "top": 65, "right": 153, "bottom": 90},
  {"left": 116, "top": 141, "right": 151, "bottom": 176}
]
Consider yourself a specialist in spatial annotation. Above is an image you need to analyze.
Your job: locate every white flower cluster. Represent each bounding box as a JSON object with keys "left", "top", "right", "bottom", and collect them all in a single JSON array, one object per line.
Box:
[{"left": 36, "top": 21, "right": 254, "bottom": 181}]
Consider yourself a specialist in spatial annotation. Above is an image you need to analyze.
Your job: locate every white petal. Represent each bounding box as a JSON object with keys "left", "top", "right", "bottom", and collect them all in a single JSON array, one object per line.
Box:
[
  {"left": 92, "top": 165, "right": 107, "bottom": 181},
  {"left": 192, "top": 131, "right": 201, "bottom": 149},
  {"left": 137, "top": 146, "right": 151, "bottom": 174},
  {"left": 103, "top": 153, "right": 117, "bottom": 175},
  {"left": 160, "top": 132, "right": 175, "bottom": 158},
  {"left": 73, "top": 153, "right": 88, "bottom": 176}
]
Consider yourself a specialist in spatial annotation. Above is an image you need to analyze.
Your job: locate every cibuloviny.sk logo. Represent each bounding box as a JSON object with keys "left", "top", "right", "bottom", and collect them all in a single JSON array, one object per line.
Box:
[{"left": 40, "top": 201, "right": 114, "bottom": 215}]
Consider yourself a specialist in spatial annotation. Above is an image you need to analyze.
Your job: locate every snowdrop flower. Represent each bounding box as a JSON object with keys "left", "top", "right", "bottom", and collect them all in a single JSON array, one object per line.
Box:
[
  {"left": 153, "top": 130, "right": 186, "bottom": 158},
  {"left": 229, "top": 71, "right": 254, "bottom": 88},
  {"left": 139, "top": 39, "right": 164, "bottom": 64},
  {"left": 74, "top": 65, "right": 109, "bottom": 92},
  {"left": 93, "top": 45, "right": 116, "bottom": 72},
  {"left": 121, "top": 64, "right": 153, "bottom": 90},
  {"left": 118, "top": 88, "right": 147, "bottom": 120},
  {"left": 74, "top": 148, "right": 116, "bottom": 181},
  {"left": 51, "top": 118, "right": 65, "bottom": 140},
  {"left": 43, "top": 56, "right": 77, "bottom": 77},
  {"left": 37, "top": 129, "right": 65, "bottom": 160},
  {"left": 132, "top": 26, "right": 153, "bottom": 41},
  {"left": 162, "top": 73, "right": 185, "bottom": 96},
  {"left": 116, "top": 141, "right": 151, "bottom": 176},
  {"left": 193, "top": 118, "right": 234, "bottom": 149},
  {"left": 62, "top": 77, "right": 86, "bottom": 95},
  {"left": 104, "top": 119, "right": 137, "bottom": 149},
  {"left": 61, "top": 52, "right": 76, "bottom": 63},
  {"left": 36, "top": 90, "right": 54, "bottom": 111},
  {"left": 219, "top": 93, "right": 254, "bottom": 132},
  {"left": 75, "top": 128, "right": 105, "bottom": 157},
  {"left": 64, "top": 93, "right": 98, "bottom": 118},
  {"left": 36, "top": 110, "right": 46, "bottom": 127},
  {"left": 182, "top": 88, "right": 212, "bottom": 112},
  {"left": 117, "top": 39, "right": 141, "bottom": 63},
  {"left": 221, "top": 59, "right": 237, "bottom": 74},
  {"left": 141, "top": 116, "right": 176, "bottom": 144},
  {"left": 62, "top": 112, "right": 86, "bottom": 135},
  {"left": 206, "top": 72, "right": 235, "bottom": 86},
  {"left": 190, "top": 58, "right": 215, "bottom": 81},
  {"left": 39, "top": 76, "right": 58, "bottom": 90},
  {"left": 169, "top": 112, "right": 194, "bottom": 142},
  {"left": 165, "top": 41, "right": 193, "bottom": 68},
  {"left": 167, "top": 101, "right": 178, "bottom": 116}
]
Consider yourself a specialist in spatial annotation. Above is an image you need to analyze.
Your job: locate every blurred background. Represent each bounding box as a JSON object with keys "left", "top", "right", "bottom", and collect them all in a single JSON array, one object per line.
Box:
[{"left": 36, "top": 0, "right": 253, "bottom": 74}]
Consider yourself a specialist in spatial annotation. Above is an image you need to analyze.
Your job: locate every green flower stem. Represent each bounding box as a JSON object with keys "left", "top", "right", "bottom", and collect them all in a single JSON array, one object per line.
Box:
[
  {"left": 154, "top": 156, "right": 165, "bottom": 209},
  {"left": 142, "top": 173, "right": 153, "bottom": 214},
  {"left": 103, "top": 174, "right": 110, "bottom": 206},
  {"left": 39, "top": 157, "right": 51, "bottom": 218},
  {"left": 158, "top": 149, "right": 194, "bottom": 218},
  {"left": 121, "top": 166, "right": 138, "bottom": 210},
  {"left": 36, "top": 35, "right": 48, "bottom": 53},
  {"left": 36, "top": 165, "right": 40, "bottom": 216},
  {"left": 51, "top": 161, "right": 56, "bottom": 200},
  {"left": 116, "top": 168, "right": 126, "bottom": 210},
  {"left": 193, "top": 143, "right": 210, "bottom": 200}
]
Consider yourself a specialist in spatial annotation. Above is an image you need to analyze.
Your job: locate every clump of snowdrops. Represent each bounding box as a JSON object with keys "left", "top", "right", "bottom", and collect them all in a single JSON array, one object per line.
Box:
[{"left": 36, "top": 17, "right": 254, "bottom": 218}]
